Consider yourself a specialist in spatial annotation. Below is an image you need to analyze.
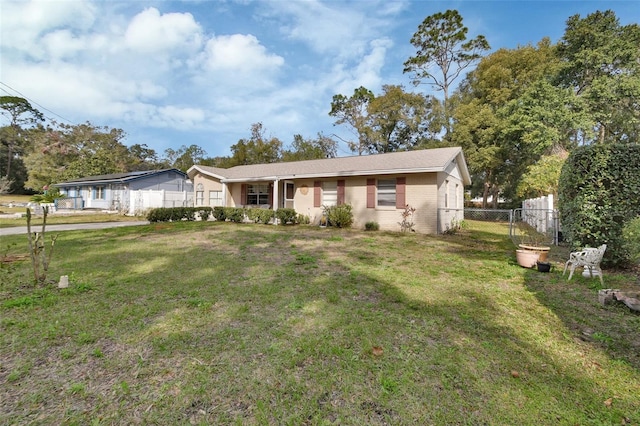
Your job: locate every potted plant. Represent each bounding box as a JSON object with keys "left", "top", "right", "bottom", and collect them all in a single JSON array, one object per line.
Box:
[
  {"left": 514, "top": 221, "right": 551, "bottom": 267},
  {"left": 516, "top": 248, "right": 540, "bottom": 268}
]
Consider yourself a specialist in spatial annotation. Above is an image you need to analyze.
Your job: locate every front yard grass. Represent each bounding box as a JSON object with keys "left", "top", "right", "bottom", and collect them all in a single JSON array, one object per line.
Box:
[
  {"left": 0, "top": 195, "right": 142, "bottom": 228},
  {"left": 1, "top": 220, "right": 639, "bottom": 425}
]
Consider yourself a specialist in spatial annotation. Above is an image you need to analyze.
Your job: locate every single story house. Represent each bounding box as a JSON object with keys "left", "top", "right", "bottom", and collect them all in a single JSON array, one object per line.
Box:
[
  {"left": 54, "top": 169, "right": 193, "bottom": 215},
  {"left": 187, "top": 147, "right": 471, "bottom": 234}
]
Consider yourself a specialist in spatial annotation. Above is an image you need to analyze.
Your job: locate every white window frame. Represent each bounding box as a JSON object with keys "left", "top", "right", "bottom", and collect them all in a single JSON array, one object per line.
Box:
[
  {"left": 93, "top": 186, "right": 105, "bottom": 200},
  {"left": 322, "top": 181, "right": 337, "bottom": 206},
  {"left": 377, "top": 179, "right": 396, "bottom": 207},
  {"left": 196, "top": 183, "right": 204, "bottom": 206},
  {"left": 455, "top": 183, "right": 459, "bottom": 209},
  {"left": 247, "top": 184, "right": 269, "bottom": 205},
  {"left": 209, "top": 190, "right": 223, "bottom": 206},
  {"left": 445, "top": 179, "right": 450, "bottom": 208}
]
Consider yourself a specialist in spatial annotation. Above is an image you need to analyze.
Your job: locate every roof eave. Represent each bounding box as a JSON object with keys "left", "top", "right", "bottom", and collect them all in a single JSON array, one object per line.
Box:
[
  {"left": 220, "top": 167, "right": 446, "bottom": 183},
  {"left": 188, "top": 165, "right": 228, "bottom": 181}
]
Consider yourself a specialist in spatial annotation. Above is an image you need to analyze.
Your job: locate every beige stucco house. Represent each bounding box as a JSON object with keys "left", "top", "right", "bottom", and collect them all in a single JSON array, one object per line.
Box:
[{"left": 186, "top": 147, "right": 471, "bottom": 234}]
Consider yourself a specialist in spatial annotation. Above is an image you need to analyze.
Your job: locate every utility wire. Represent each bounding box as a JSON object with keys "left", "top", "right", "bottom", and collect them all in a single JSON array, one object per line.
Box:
[{"left": 0, "top": 81, "right": 74, "bottom": 124}]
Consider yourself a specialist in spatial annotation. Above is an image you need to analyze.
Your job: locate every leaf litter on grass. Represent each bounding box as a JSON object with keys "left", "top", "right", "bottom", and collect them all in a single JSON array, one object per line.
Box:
[{"left": 1, "top": 221, "right": 639, "bottom": 424}]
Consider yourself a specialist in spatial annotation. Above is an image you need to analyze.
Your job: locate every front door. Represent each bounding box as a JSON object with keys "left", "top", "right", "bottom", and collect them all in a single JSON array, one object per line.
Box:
[{"left": 284, "top": 181, "right": 294, "bottom": 209}]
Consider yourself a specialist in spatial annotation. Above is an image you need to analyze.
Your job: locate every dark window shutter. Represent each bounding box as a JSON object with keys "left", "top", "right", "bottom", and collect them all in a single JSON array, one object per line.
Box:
[
  {"left": 366, "top": 179, "right": 375, "bottom": 208},
  {"left": 337, "top": 180, "right": 345, "bottom": 205},
  {"left": 268, "top": 183, "right": 273, "bottom": 206},
  {"left": 241, "top": 184, "right": 247, "bottom": 205},
  {"left": 396, "top": 177, "right": 406, "bottom": 209},
  {"left": 314, "top": 181, "right": 321, "bottom": 207}
]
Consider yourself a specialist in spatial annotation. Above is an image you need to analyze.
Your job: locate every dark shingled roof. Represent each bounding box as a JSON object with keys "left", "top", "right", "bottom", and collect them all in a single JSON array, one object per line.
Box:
[{"left": 54, "top": 169, "right": 186, "bottom": 186}]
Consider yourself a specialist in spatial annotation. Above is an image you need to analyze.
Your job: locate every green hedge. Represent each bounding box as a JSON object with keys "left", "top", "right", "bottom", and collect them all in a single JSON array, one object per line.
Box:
[
  {"left": 323, "top": 204, "right": 354, "bottom": 228},
  {"left": 224, "top": 207, "right": 246, "bottom": 223},
  {"left": 247, "top": 208, "right": 274, "bottom": 224},
  {"left": 152, "top": 206, "right": 307, "bottom": 227},
  {"left": 558, "top": 144, "right": 640, "bottom": 266},
  {"left": 275, "top": 208, "right": 297, "bottom": 225},
  {"left": 147, "top": 207, "right": 212, "bottom": 222},
  {"left": 365, "top": 221, "right": 380, "bottom": 231},
  {"left": 212, "top": 206, "right": 226, "bottom": 221},
  {"left": 622, "top": 216, "right": 640, "bottom": 265}
]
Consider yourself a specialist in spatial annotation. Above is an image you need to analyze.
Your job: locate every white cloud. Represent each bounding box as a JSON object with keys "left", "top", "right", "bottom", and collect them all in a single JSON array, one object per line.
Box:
[
  {"left": 0, "top": 0, "right": 96, "bottom": 56},
  {"left": 155, "top": 106, "right": 207, "bottom": 129},
  {"left": 40, "top": 29, "right": 109, "bottom": 60},
  {"left": 200, "top": 33, "right": 284, "bottom": 72},
  {"left": 124, "top": 7, "right": 203, "bottom": 54},
  {"left": 261, "top": 0, "right": 399, "bottom": 60},
  {"left": 0, "top": 0, "right": 402, "bottom": 155},
  {"left": 354, "top": 38, "right": 393, "bottom": 86}
]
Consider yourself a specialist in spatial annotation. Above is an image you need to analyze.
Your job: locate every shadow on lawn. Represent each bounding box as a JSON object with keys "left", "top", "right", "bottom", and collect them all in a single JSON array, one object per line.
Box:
[
  {"left": 422, "top": 223, "right": 640, "bottom": 370},
  {"left": 350, "top": 236, "right": 640, "bottom": 423},
  {"left": 2, "top": 221, "right": 640, "bottom": 424},
  {"left": 521, "top": 261, "right": 640, "bottom": 371}
]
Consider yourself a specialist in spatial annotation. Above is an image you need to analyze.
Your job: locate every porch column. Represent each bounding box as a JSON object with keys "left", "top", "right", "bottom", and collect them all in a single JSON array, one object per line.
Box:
[
  {"left": 222, "top": 183, "right": 228, "bottom": 207},
  {"left": 272, "top": 178, "right": 279, "bottom": 210}
]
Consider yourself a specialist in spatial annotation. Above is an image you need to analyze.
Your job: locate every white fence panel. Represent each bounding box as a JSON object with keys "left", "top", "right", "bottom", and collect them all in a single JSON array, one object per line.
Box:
[
  {"left": 522, "top": 195, "right": 554, "bottom": 233},
  {"left": 128, "top": 190, "right": 193, "bottom": 215}
]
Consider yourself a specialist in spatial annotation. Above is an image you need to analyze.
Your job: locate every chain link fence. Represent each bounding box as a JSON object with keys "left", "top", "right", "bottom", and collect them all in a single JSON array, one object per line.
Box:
[
  {"left": 511, "top": 208, "right": 559, "bottom": 246},
  {"left": 461, "top": 208, "right": 513, "bottom": 237},
  {"left": 448, "top": 208, "right": 560, "bottom": 246}
]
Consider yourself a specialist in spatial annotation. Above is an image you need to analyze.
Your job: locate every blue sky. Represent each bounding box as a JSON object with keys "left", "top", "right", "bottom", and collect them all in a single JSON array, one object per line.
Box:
[{"left": 1, "top": 0, "right": 639, "bottom": 159}]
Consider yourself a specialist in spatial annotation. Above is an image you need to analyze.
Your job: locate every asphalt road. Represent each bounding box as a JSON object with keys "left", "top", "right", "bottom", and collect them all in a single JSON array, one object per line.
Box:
[{"left": 0, "top": 221, "right": 150, "bottom": 236}]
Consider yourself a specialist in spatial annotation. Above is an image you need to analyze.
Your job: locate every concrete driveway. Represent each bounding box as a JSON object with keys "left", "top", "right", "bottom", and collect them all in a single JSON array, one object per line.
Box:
[{"left": 0, "top": 221, "right": 150, "bottom": 236}]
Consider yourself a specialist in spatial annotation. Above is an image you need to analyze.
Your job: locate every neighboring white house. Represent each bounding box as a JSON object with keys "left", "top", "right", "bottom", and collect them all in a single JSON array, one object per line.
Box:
[
  {"left": 187, "top": 147, "right": 471, "bottom": 234},
  {"left": 53, "top": 169, "right": 193, "bottom": 215}
]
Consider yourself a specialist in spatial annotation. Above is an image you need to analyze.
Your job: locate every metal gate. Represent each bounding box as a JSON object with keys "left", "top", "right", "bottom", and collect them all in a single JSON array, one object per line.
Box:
[{"left": 460, "top": 208, "right": 560, "bottom": 245}]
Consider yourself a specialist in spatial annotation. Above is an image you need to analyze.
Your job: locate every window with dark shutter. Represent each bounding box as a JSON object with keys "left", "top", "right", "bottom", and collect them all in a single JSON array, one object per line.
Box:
[{"left": 377, "top": 179, "right": 396, "bottom": 207}]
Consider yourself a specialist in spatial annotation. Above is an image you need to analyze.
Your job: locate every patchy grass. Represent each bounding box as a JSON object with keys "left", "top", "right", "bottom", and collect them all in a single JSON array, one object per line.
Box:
[
  {"left": 0, "top": 193, "right": 143, "bottom": 227},
  {"left": 0, "top": 213, "right": 142, "bottom": 228},
  {"left": 1, "top": 220, "right": 639, "bottom": 425},
  {"left": 0, "top": 194, "right": 31, "bottom": 213}
]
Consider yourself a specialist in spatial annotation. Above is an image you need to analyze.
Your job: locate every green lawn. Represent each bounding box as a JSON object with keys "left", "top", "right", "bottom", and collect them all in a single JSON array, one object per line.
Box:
[
  {"left": 0, "top": 194, "right": 142, "bottom": 228},
  {"left": 1, "top": 221, "right": 639, "bottom": 425}
]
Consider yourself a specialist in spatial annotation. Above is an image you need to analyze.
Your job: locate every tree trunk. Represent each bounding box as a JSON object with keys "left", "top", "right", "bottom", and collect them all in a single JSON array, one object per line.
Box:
[
  {"left": 491, "top": 185, "right": 499, "bottom": 209},
  {"left": 482, "top": 181, "right": 490, "bottom": 209}
]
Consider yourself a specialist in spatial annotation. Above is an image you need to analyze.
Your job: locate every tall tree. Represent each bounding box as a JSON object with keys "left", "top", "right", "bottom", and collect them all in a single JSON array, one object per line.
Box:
[
  {"left": 366, "top": 85, "right": 437, "bottom": 153},
  {"left": 450, "top": 40, "right": 570, "bottom": 206},
  {"left": 403, "top": 10, "right": 490, "bottom": 137},
  {"left": 0, "top": 96, "right": 44, "bottom": 189},
  {"left": 221, "top": 123, "right": 283, "bottom": 167},
  {"left": 128, "top": 144, "right": 164, "bottom": 171},
  {"left": 329, "top": 86, "right": 375, "bottom": 155},
  {"left": 282, "top": 133, "right": 337, "bottom": 162},
  {"left": 329, "top": 85, "right": 438, "bottom": 154},
  {"left": 557, "top": 10, "right": 640, "bottom": 144},
  {"left": 163, "top": 144, "right": 207, "bottom": 172},
  {"left": 0, "top": 126, "right": 29, "bottom": 193},
  {"left": 23, "top": 122, "right": 131, "bottom": 190},
  {"left": 516, "top": 151, "right": 568, "bottom": 199}
]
